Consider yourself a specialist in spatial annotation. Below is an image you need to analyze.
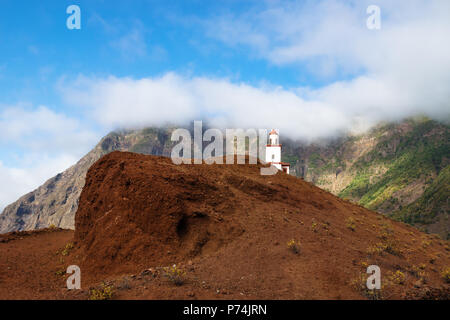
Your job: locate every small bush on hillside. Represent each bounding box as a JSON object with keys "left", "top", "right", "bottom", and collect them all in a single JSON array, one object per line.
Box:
[
  {"left": 422, "top": 239, "right": 432, "bottom": 248},
  {"left": 441, "top": 267, "right": 450, "bottom": 283},
  {"left": 367, "top": 238, "right": 402, "bottom": 257},
  {"left": 388, "top": 270, "right": 406, "bottom": 285},
  {"left": 287, "top": 239, "right": 300, "bottom": 254},
  {"left": 163, "top": 264, "right": 186, "bottom": 286},
  {"left": 346, "top": 217, "right": 356, "bottom": 231},
  {"left": 407, "top": 265, "right": 427, "bottom": 279},
  {"left": 55, "top": 268, "right": 65, "bottom": 276},
  {"left": 89, "top": 283, "right": 115, "bottom": 300},
  {"left": 383, "top": 238, "right": 402, "bottom": 256},
  {"left": 311, "top": 219, "right": 318, "bottom": 233},
  {"left": 380, "top": 223, "right": 394, "bottom": 239},
  {"left": 321, "top": 222, "right": 330, "bottom": 233},
  {"left": 367, "top": 226, "right": 402, "bottom": 256},
  {"left": 61, "top": 242, "right": 74, "bottom": 256}
]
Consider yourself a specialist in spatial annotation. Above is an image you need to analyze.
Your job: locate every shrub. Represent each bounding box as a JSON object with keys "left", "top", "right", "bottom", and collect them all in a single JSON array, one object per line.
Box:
[
  {"left": 55, "top": 268, "right": 65, "bottom": 276},
  {"left": 367, "top": 239, "right": 402, "bottom": 256},
  {"left": 163, "top": 264, "right": 186, "bottom": 286},
  {"left": 382, "top": 238, "right": 402, "bottom": 256},
  {"left": 379, "top": 223, "right": 394, "bottom": 239},
  {"left": 367, "top": 226, "right": 402, "bottom": 256},
  {"left": 388, "top": 270, "right": 406, "bottom": 285},
  {"left": 89, "top": 283, "right": 115, "bottom": 300},
  {"left": 311, "top": 219, "right": 318, "bottom": 233},
  {"left": 407, "top": 265, "right": 427, "bottom": 279},
  {"left": 442, "top": 267, "right": 450, "bottom": 283},
  {"left": 61, "top": 242, "right": 74, "bottom": 256},
  {"left": 321, "top": 222, "right": 330, "bottom": 233},
  {"left": 422, "top": 239, "right": 432, "bottom": 248},
  {"left": 287, "top": 239, "right": 300, "bottom": 254},
  {"left": 346, "top": 217, "right": 356, "bottom": 231}
]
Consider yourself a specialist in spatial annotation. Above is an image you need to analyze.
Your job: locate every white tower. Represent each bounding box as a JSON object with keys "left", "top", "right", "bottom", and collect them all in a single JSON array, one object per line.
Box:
[{"left": 265, "top": 129, "right": 290, "bottom": 174}]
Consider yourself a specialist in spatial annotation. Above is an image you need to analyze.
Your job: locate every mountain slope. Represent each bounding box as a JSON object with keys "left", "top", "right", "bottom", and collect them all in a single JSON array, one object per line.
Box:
[
  {"left": 283, "top": 118, "right": 449, "bottom": 238},
  {"left": 1, "top": 118, "right": 448, "bottom": 239}
]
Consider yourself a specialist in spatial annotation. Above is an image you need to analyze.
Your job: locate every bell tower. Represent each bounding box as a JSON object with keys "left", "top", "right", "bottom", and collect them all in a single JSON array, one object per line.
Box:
[
  {"left": 266, "top": 129, "right": 281, "bottom": 165},
  {"left": 265, "top": 129, "right": 290, "bottom": 174}
]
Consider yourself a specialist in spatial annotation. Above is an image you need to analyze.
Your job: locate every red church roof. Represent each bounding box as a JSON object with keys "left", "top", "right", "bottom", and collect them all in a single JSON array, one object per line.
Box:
[{"left": 269, "top": 129, "right": 278, "bottom": 135}]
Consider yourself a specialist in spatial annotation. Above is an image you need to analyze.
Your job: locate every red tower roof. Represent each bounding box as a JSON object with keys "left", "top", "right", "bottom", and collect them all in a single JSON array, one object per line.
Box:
[{"left": 269, "top": 129, "right": 278, "bottom": 135}]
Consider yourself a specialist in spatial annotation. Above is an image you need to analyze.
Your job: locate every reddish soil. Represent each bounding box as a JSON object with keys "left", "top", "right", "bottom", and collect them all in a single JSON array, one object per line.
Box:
[
  {"left": 0, "top": 228, "right": 85, "bottom": 299},
  {"left": 1, "top": 151, "right": 449, "bottom": 300}
]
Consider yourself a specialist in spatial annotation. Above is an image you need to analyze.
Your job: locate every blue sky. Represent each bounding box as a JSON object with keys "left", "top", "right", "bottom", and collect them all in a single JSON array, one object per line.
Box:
[
  {"left": 0, "top": 0, "right": 330, "bottom": 107},
  {"left": 0, "top": 0, "right": 449, "bottom": 210}
]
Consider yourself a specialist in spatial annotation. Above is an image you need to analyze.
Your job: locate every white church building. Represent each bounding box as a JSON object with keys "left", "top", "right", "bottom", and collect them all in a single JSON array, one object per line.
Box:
[{"left": 265, "top": 129, "right": 290, "bottom": 174}]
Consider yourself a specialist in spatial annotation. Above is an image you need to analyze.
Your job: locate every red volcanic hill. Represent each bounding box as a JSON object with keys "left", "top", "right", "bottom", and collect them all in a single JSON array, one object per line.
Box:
[
  {"left": 1, "top": 151, "right": 449, "bottom": 299},
  {"left": 71, "top": 151, "right": 449, "bottom": 299}
]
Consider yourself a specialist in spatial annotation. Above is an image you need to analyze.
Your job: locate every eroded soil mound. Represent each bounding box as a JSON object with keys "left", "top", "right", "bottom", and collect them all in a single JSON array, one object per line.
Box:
[
  {"left": 69, "top": 151, "right": 449, "bottom": 299},
  {"left": 74, "top": 152, "right": 250, "bottom": 276}
]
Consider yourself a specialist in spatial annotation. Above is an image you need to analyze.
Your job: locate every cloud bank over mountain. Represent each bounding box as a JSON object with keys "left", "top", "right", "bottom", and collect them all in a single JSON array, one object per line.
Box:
[
  {"left": 0, "top": 105, "right": 99, "bottom": 211},
  {"left": 61, "top": 0, "right": 450, "bottom": 139}
]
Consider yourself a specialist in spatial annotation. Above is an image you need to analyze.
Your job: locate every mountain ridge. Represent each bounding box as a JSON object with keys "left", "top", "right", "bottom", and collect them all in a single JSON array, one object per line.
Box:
[{"left": 0, "top": 118, "right": 448, "bottom": 239}]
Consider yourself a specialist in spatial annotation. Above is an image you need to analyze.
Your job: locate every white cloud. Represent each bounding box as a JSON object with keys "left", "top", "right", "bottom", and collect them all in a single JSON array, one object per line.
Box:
[
  {"left": 0, "top": 105, "right": 100, "bottom": 210},
  {"left": 0, "top": 154, "right": 78, "bottom": 212},
  {"left": 60, "top": 70, "right": 447, "bottom": 142},
  {"left": 204, "top": 0, "right": 450, "bottom": 78},
  {"left": 58, "top": 1, "right": 450, "bottom": 141},
  {"left": 0, "top": 105, "right": 99, "bottom": 156}
]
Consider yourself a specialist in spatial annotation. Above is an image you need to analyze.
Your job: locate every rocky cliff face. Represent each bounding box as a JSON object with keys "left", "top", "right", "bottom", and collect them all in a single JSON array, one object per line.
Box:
[
  {"left": 0, "top": 128, "right": 177, "bottom": 233},
  {"left": 1, "top": 118, "right": 448, "bottom": 238}
]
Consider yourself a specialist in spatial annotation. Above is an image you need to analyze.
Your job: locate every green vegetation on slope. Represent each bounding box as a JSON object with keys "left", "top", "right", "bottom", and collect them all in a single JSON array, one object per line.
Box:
[
  {"left": 339, "top": 119, "right": 448, "bottom": 208},
  {"left": 391, "top": 165, "right": 449, "bottom": 226},
  {"left": 289, "top": 117, "right": 449, "bottom": 238}
]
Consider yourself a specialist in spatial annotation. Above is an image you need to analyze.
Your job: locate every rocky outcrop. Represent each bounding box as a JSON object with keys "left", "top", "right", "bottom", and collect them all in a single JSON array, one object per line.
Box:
[{"left": 0, "top": 128, "right": 176, "bottom": 233}]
